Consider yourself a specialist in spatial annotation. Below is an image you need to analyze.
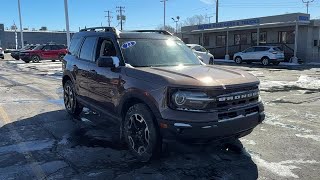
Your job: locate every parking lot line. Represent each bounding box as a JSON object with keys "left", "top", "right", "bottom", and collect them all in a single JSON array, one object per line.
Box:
[{"left": 0, "top": 106, "right": 47, "bottom": 179}]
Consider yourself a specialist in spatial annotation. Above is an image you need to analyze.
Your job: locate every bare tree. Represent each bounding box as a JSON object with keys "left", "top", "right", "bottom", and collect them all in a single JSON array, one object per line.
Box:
[
  {"left": 183, "top": 15, "right": 206, "bottom": 26},
  {"left": 157, "top": 25, "right": 175, "bottom": 34}
]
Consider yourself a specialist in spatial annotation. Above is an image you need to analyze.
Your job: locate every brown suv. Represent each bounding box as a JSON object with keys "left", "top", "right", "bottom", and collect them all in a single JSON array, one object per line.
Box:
[{"left": 62, "top": 27, "right": 265, "bottom": 161}]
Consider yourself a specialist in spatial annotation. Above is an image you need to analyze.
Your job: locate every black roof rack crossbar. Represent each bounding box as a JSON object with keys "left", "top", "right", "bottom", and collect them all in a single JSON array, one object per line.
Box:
[
  {"left": 130, "top": 30, "right": 173, "bottom": 36},
  {"left": 80, "top": 27, "right": 117, "bottom": 33}
]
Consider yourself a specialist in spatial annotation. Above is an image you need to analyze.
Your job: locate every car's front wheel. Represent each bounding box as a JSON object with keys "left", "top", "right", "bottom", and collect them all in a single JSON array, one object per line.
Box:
[
  {"left": 64, "top": 80, "right": 83, "bottom": 117},
  {"left": 124, "top": 103, "right": 160, "bottom": 162},
  {"left": 235, "top": 57, "right": 242, "bottom": 64}
]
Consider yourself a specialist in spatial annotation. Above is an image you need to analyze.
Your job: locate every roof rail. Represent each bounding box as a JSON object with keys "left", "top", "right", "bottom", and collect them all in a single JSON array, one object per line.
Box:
[
  {"left": 79, "top": 27, "right": 121, "bottom": 37},
  {"left": 130, "top": 30, "right": 173, "bottom": 36}
]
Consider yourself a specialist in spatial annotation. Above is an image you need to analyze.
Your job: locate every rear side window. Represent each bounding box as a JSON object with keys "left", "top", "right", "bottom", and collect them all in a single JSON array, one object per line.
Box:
[
  {"left": 69, "top": 38, "right": 81, "bottom": 56},
  {"left": 51, "top": 45, "right": 60, "bottom": 50},
  {"left": 42, "top": 45, "right": 51, "bottom": 51},
  {"left": 273, "top": 47, "right": 282, "bottom": 51},
  {"left": 79, "top": 37, "right": 97, "bottom": 62}
]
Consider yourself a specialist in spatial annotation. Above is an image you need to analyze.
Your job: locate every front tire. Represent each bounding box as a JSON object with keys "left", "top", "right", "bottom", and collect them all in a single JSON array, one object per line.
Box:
[
  {"left": 124, "top": 103, "right": 160, "bottom": 162},
  {"left": 235, "top": 57, "right": 242, "bottom": 64},
  {"left": 261, "top": 57, "right": 270, "bottom": 66},
  {"left": 64, "top": 80, "right": 83, "bottom": 117}
]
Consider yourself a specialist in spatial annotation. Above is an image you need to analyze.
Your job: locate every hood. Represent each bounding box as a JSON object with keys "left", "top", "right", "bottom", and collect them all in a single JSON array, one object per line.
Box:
[{"left": 125, "top": 65, "right": 259, "bottom": 88}]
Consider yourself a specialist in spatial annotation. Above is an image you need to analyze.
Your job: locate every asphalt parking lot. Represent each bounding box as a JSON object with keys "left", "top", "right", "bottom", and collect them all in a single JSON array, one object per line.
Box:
[{"left": 0, "top": 54, "right": 319, "bottom": 180}]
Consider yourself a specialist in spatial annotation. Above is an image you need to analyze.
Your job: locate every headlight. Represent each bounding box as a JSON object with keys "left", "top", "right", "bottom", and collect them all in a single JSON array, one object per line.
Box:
[{"left": 170, "top": 90, "right": 215, "bottom": 111}]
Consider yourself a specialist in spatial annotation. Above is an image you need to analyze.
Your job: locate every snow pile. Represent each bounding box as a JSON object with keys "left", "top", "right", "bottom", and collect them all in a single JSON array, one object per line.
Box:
[{"left": 261, "top": 75, "right": 320, "bottom": 90}]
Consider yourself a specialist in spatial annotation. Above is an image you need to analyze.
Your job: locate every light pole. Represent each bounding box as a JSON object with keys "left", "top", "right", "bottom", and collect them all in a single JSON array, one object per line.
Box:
[
  {"left": 216, "top": 0, "right": 219, "bottom": 23},
  {"left": 172, "top": 16, "right": 180, "bottom": 34},
  {"left": 18, "top": 0, "right": 24, "bottom": 48},
  {"left": 64, "top": 0, "right": 71, "bottom": 47},
  {"left": 161, "top": 0, "right": 168, "bottom": 29}
]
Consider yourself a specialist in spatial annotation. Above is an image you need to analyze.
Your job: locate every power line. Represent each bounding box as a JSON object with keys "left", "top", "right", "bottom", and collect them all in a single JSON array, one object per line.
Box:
[
  {"left": 116, "top": 6, "right": 125, "bottom": 30},
  {"left": 302, "top": 0, "right": 315, "bottom": 14},
  {"left": 104, "top": 10, "right": 113, "bottom": 27}
]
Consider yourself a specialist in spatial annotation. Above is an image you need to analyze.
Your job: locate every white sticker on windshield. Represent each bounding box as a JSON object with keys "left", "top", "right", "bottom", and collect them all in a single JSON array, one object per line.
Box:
[{"left": 121, "top": 41, "right": 136, "bottom": 49}]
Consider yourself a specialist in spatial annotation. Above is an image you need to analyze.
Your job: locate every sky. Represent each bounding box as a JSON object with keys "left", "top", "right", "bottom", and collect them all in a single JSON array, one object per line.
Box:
[{"left": 0, "top": 0, "right": 319, "bottom": 31}]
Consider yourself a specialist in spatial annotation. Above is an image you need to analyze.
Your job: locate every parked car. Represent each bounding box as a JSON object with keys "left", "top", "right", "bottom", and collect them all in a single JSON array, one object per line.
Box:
[
  {"left": 20, "top": 44, "right": 67, "bottom": 63},
  {"left": 0, "top": 47, "right": 4, "bottom": 59},
  {"left": 187, "top": 44, "right": 214, "bottom": 64},
  {"left": 233, "top": 46, "right": 285, "bottom": 66},
  {"left": 10, "top": 45, "right": 36, "bottom": 60},
  {"left": 62, "top": 27, "right": 265, "bottom": 162}
]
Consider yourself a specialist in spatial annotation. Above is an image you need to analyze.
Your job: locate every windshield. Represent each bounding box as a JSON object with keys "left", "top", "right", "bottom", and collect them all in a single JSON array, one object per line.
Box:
[
  {"left": 120, "top": 39, "right": 201, "bottom": 67},
  {"left": 33, "top": 45, "right": 44, "bottom": 50}
]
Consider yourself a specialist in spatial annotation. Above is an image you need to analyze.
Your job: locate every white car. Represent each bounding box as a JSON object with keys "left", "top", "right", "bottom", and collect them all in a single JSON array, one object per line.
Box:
[
  {"left": 0, "top": 47, "right": 4, "bottom": 59},
  {"left": 187, "top": 44, "right": 214, "bottom": 65},
  {"left": 233, "top": 46, "right": 284, "bottom": 66}
]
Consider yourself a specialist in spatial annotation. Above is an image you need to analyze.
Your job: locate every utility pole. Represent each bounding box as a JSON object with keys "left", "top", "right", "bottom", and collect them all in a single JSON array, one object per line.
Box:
[
  {"left": 160, "top": 0, "right": 168, "bottom": 29},
  {"left": 64, "top": 0, "right": 71, "bottom": 47},
  {"left": 17, "top": 0, "right": 24, "bottom": 48},
  {"left": 116, "top": 6, "right": 125, "bottom": 30},
  {"left": 105, "top": 10, "right": 113, "bottom": 27},
  {"left": 216, "top": 0, "right": 219, "bottom": 23},
  {"left": 302, "top": 0, "right": 314, "bottom": 14},
  {"left": 172, "top": 16, "right": 180, "bottom": 34}
]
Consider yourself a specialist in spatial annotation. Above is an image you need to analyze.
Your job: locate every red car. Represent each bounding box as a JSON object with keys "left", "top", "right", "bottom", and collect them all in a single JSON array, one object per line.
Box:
[{"left": 20, "top": 44, "right": 67, "bottom": 63}]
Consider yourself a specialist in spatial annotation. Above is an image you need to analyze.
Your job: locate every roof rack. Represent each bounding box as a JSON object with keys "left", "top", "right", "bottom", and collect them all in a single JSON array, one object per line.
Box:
[
  {"left": 130, "top": 30, "right": 173, "bottom": 36},
  {"left": 80, "top": 27, "right": 117, "bottom": 32}
]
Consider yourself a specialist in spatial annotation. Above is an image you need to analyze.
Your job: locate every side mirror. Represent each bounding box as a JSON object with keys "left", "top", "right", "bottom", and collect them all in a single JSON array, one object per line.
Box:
[{"left": 97, "top": 56, "right": 120, "bottom": 68}]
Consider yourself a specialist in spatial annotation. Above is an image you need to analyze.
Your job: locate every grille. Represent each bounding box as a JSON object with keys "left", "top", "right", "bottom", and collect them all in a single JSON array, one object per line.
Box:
[{"left": 205, "top": 85, "right": 260, "bottom": 111}]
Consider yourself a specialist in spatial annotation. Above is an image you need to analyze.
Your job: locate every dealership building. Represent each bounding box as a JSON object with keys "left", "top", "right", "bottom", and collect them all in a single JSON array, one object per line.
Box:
[
  {"left": 181, "top": 13, "right": 320, "bottom": 63},
  {"left": 0, "top": 24, "right": 73, "bottom": 49}
]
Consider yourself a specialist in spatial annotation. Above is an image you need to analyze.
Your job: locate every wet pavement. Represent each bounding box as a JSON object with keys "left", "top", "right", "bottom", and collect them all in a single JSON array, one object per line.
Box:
[{"left": 0, "top": 55, "right": 319, "bottom": 179}]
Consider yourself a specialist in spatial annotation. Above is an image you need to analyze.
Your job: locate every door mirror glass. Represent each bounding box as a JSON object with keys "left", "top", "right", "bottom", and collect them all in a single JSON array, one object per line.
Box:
[{"left": 97, "top": 56, "right": 120, "bottom": 68}]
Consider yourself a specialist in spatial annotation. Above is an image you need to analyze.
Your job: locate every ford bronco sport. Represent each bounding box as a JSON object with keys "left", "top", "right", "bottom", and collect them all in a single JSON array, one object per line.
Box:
[{"left": 62, "top": 27, "right": 265, "bottom": 162}]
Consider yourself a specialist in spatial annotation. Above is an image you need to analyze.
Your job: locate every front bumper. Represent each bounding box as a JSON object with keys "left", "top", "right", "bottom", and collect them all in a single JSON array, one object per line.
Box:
[
  {"left": 158, "top": 102, "right": 265, "bottom": 143},
  {"left": 20, "top": 54, "right": 31, "bottom": 61},
  {"left": 11, "top": 53, "right": 20, "bottom": 59}
]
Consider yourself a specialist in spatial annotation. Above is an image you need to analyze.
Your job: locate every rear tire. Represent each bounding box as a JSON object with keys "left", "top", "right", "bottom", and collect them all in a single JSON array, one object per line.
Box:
[
  {"left": 123, "top": 103, "right": 160, "bottom": 162},
  {"left": 235, "top": 57, "right": 242, "bottom": 64},
  {"left": 52, "top": 60, "right": 56, "bottom": 62},
  {"left": 63, "top": 80, "right": 83, "bottom": 117},
  {"left": 209, "top": 57, "right": 214, "bottom": 65},
  {"left": 261, "top": 57, "right": 270, "bottom": 66},
  {"left": 31, "top": 55, "right": 40, "bottom": 63},
  {"left": 58, "top": 54, "right": 65, "bottom": 61}
]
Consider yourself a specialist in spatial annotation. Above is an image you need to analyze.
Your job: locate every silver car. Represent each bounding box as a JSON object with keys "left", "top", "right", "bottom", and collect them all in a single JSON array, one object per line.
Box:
[{"left": 233, "top": 46, "right": 284, "bottom": 66}]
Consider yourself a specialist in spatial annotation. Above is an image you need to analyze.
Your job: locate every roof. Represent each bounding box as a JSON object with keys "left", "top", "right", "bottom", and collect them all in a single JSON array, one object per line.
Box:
[{"left": 74, "top": 27, "right": 180, "bottom": 40}]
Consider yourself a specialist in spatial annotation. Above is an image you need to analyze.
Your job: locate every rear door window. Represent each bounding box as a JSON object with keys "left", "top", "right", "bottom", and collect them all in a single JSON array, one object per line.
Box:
[
  {"left": 42, "top": 45, "right": 51, "bottom": 51},
  {"left": 79, "top": 37, "right": 97, "bottom": 62},
  {"left": 244, "top": 47, "right": 254, "bottom": 53}
]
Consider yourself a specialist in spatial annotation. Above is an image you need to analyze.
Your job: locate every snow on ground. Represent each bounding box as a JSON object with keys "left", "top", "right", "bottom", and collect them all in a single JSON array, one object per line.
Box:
[{"left": 260, "top": 75, "right": 320, "bottom": 90}]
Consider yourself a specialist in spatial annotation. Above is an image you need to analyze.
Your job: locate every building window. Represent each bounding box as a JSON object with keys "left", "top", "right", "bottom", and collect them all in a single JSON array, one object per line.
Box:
[
  {"left": 216, "top": 35, "right": 226, "bottom": 47},
  {"left": 278, "top": 31, "right": 294, "bottom": 44},
  {"left": 251, "top": 32, "right": 267, "bottom": 44},
  {"left": 204, "top": 35, "right": 210, "bottom": 46},
  {"left": 234, "top": 34, "right": 247, "bottom": 45}
]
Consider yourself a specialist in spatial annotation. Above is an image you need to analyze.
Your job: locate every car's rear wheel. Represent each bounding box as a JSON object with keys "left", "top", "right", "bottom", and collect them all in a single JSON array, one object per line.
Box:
[
  {"left": 24, "top": 60, "right": 30, "bottom": 63},
  {"left": 261, "top": 57, "right": 270, "bottom": 66},
  {"left": 209, "top": 57, "right": 214, "bottom": 65},
  {"left": 235, "top": 57, "right": 242, "bottom": 64},
  {"left": 52, "top": 60, "right": 56, "bottom": 62},
  {"left": 31, "top": 55, "right": 40, "bottom": 63},
  {"left": 124, "top": 103, "right": 160, "bottom": 162},
  {"left": 272, "top": 62, "right": 280, "bottom": 65},
  {"left": 64, "top": 80, "right": 83, "bottom": 117}
]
